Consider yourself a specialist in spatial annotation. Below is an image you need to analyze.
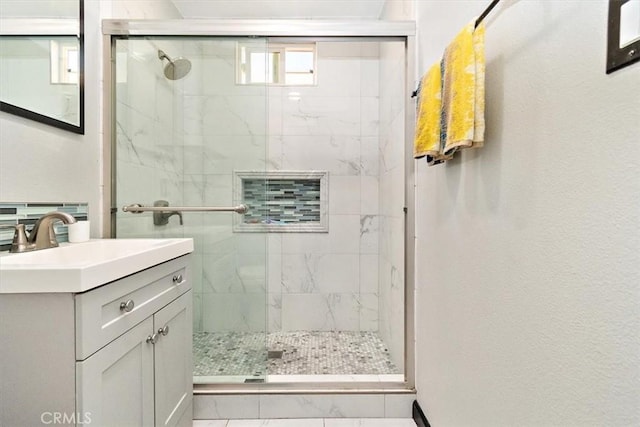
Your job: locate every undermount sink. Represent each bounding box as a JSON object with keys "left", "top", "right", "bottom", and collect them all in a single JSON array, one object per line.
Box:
[{"left": 0, "top": 238, "right": 194, "bottom": 293}]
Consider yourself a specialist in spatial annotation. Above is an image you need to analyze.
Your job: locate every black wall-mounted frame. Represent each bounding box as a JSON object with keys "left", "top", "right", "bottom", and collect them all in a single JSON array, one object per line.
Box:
[
  {"left": 607, "top": 0, "right": 640, "bottom": 74},
  {"left": 0, "top": 0, "right": 85, "bottom": 134}
]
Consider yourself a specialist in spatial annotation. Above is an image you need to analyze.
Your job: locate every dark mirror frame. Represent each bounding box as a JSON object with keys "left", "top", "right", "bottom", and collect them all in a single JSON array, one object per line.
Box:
[
  {"left": 0, "top": 0, "right": 84, "bottom": 134},
  {"left": 607, "top": 0, "right": 640, "bottom": 74}
]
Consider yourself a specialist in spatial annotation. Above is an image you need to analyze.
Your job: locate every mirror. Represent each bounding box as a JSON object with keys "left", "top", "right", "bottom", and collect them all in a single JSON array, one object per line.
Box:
[
  {"left": 607, "top": 0, "right": 640, "bottom": 73},
  {"left": 0, "top": 0, "right": 84, "bottom": 134}
]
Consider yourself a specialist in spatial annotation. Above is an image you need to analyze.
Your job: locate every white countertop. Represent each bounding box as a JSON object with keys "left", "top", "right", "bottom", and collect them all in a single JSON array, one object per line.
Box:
[{"left": 0, "top": 238, "right": 194, "bottom": 294}]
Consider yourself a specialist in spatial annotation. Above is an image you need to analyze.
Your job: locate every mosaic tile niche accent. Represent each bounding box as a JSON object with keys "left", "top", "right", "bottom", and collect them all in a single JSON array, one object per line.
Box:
[
  {"left": 234, "top": 171, "right": 328, "bottom": 233},
  {"left": 0, "top": 202, "right": 88, "bottom": 251}
]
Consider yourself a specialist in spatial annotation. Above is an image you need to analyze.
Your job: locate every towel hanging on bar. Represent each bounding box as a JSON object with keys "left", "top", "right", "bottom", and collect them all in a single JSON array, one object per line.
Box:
[
  {"left": 412, "top": 19, "right": 486, "bottom": 165},
  {"left": 440, "top": 20, "right": 486, "bottom": 156},
  {"left": 411, "top": 0, "right": 500, "bottom": 98}
]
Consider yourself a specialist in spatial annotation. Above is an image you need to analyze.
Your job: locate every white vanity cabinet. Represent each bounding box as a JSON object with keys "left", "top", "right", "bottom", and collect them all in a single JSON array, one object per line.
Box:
[{"left": 0, "top": 252, "right": 193, "bottom": 427}]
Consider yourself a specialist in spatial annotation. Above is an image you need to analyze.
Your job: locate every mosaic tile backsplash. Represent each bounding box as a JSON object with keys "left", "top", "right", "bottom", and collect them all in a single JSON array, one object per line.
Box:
[
  {"left": 243, "top": 178, "right": 321, "bottom": 225},
  {"left": 0, "top": 202, "right": 88, "bottom": 251}
]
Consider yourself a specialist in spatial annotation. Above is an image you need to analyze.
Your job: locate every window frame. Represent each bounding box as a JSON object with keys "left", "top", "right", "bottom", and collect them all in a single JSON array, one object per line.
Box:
[{"left": 236, "top": 42, "right": 317, "bottom": 86}]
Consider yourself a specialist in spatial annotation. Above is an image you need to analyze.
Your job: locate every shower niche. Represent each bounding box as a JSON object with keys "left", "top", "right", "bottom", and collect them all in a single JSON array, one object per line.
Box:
[
  {"left": 234, "top": 170, "right": 328, "bottom": 232},
  {"left": 110, "top": 30, "right": 409, "bottom": 387}
]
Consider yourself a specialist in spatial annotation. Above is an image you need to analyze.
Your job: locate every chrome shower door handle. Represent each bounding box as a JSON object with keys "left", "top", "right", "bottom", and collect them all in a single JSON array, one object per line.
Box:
[{"left": 122, "top": 204, "right": 248, "bottom": 214}]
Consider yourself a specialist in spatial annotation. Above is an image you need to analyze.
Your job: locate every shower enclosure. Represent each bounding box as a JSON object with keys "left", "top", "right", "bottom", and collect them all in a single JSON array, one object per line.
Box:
[{"left": 105, "top": 20, "right": 415, "bottom": 390}]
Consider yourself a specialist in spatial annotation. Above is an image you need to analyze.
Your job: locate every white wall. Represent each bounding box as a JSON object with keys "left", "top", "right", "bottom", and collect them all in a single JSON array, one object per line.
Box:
[
  {"left": 0, "top": 0, "right": 180, "bottom": 236},
  {"left": 102, "top": 0, "right": 181, "bottom": 19},
  {"left": 0, "top": 25, "right": 100, "bottom": 234},
  {"left": 412, "top": 1, "right": 640, "bottom": 426},
  {"left": 172, "top": 0, "right": 385, "bottom": 19}
]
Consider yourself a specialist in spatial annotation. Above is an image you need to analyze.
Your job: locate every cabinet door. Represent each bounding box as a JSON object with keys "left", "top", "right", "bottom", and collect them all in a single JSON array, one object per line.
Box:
[
  {"left": 76, "top": 317, "right": 154, "bottom": 427},
  {"left": 153, "top": 291, "right": 193, "bottom": 427}
]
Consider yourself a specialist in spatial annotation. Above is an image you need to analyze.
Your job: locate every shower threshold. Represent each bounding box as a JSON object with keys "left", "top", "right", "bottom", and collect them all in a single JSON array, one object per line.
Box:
[{"left": 194, "top": 374, "right": 405, "bottom": 385}]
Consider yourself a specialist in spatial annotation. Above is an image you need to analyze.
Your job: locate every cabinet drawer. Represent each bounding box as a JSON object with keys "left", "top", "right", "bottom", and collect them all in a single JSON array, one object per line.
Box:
[{"left": 75, "top": 255, "right": 191, "bottom": 360}]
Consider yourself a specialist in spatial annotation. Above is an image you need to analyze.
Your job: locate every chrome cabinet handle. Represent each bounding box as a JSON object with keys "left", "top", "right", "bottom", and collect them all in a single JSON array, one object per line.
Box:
[
  {"left": 146, "top": 333, "right": 158, "bottom": 344},
  {"left": 172, "top": 274, "right": 184, "bottom": 285},
  {"left": 158, "top": 325, "right": 169, "bottom": 336},
  {"left": 119, "top": 299, "right": 135, "bottom": 312}
]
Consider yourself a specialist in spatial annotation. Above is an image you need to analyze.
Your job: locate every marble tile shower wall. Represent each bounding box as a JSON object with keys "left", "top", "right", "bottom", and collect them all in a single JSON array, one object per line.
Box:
[
  {"left": 377, "top": 42, "right": 406, "bottom": 370},
  {"left": 266, "top": 42, "right": 382, "bottom": 333},
  {"left": 180, "top": 41, "right": 382, "bottom": 333},
  {"left": 115, "top": 38, "right": 187, "bottom": 240},
  {"left": 115, "top": 39, "right": 392, "bottom": 336},
  {"left": 180, "top": 39, "right": 270, "bottom": 333},
  {"left": 114, "top": 38, "right": 213, "bottom": 327}
]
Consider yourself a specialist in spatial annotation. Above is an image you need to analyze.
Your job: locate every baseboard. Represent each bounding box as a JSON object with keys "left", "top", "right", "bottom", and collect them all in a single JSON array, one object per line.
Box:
[{"left": 412, "top": 400, "right": 431, "bottom": 427}]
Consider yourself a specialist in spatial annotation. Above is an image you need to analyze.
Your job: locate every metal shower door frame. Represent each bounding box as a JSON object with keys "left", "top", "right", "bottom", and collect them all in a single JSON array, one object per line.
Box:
[{"left": 101, "top": 19, "right": 416, "bottom": 394}]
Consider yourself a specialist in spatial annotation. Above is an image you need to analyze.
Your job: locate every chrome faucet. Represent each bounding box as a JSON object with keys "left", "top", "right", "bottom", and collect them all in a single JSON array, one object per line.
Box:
[{"left": 10, "top": 211, "right": 77, "bottom": 253}]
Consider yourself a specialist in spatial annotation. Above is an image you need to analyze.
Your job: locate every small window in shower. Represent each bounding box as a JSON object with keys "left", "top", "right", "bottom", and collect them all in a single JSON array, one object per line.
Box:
[
  {"left": 237, "top": 43, "right": 316, "bottom": 86},
  {"left": 233, "top": 171, "right": 328, "bottom": 232}
]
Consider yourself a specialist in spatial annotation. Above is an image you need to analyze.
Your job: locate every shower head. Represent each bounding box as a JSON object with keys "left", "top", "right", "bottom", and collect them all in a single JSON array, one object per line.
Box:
[{"left": 158, "top": 49, "right": 191, "bottom": 80}]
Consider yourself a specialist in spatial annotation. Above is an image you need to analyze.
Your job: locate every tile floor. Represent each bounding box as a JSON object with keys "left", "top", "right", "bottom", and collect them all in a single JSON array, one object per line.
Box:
[
  {"left": 193, "top": 419, "right": 417, "bottom": 426},
  {"left": 194, "top": 331, "right": 400, "bottom": 377}
]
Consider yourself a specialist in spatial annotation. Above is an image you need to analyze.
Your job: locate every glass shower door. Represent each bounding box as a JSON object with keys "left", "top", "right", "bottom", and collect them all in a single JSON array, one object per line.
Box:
[{"left": 112, "top": 36, "right": 269, "bottom": 384}]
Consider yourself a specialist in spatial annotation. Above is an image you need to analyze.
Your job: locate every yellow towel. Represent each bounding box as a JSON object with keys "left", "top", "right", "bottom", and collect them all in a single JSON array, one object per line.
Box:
[
  {"left": 413, "top": 63, "right": 443, "bottom": 160},
  {"left": 441, "top": 21, "right": 485, "bottom": 156}
]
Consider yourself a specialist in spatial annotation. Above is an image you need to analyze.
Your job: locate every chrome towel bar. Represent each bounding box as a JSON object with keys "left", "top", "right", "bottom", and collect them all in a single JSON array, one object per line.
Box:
[{"left": 122, "top": 204, "right": 249, "bottom": 214}]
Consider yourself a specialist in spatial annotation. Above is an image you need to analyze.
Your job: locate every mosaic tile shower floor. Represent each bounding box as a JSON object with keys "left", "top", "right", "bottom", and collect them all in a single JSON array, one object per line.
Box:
[{"left": 193, "top": 331, "right": 400, "bottom": 377}]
